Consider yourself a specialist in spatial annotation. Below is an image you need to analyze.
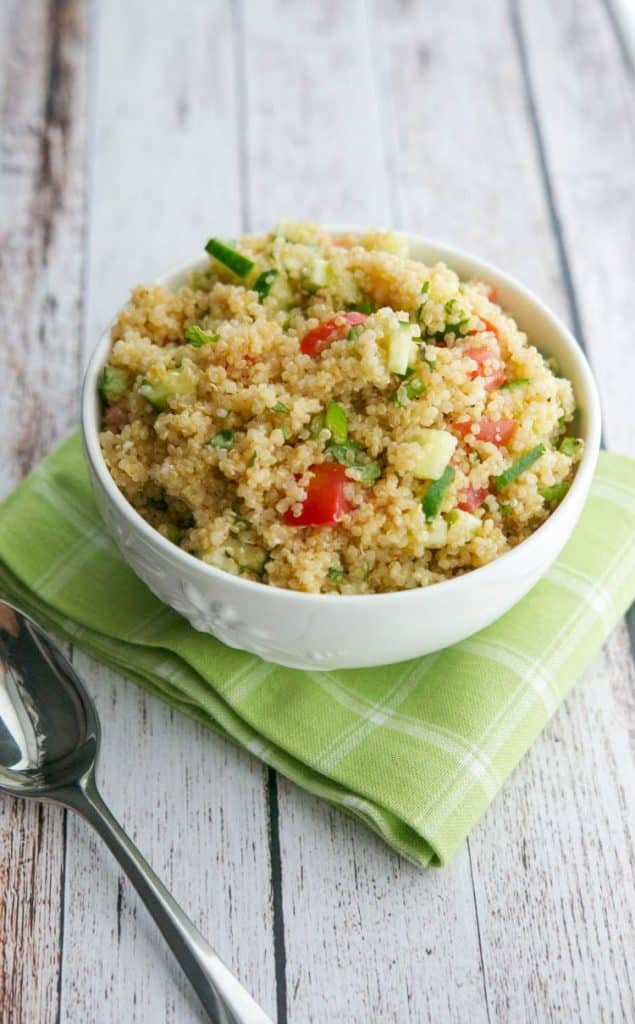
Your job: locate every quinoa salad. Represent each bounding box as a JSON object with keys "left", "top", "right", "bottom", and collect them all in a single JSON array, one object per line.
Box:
[{"left": 98, "top": 222, "right": 583, "bottom": 594}]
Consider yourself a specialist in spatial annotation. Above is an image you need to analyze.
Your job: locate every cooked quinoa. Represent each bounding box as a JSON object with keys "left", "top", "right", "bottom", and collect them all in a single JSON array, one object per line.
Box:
[{"left": 99, "top": 221, "right": 583, "bottom": 594}]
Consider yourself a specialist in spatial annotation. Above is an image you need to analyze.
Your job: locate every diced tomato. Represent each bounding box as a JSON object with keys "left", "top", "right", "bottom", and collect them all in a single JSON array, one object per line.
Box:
[
  {"left": 484, "top": 285, "right": 497, "bottom": 303},
  {"left": 283, "top": 463, "right": 352, "bottom": 527},
  {"left": 470, "top": 316, "right": 500, "bottom": 339},
  {"left": 458, "top": 486, "right": 489, "bottom": 512},
  {"left": 300, "top": 311, "right": 368, "bottom": 357},
  {"left": 464, "top": 346, "right": 506, "bottom": 390},
  {"left": 454, "top": 418, "right": 517, "bottom": 447}
]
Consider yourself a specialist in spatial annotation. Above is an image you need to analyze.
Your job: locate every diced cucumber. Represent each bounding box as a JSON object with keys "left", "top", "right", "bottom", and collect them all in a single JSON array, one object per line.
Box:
[
  {"left": 226, "top": 538, "right": 268, "bottom": 575},
  {"left": 410, "top": 429, "right": 458, "bottom": 480},
  {"left": 420, "top": 516, "right": 449, "bottom": 548},
  {"left": 386, "top": 322, "right": 416, "bottom": 375},
  {"left": 305, "top": 257, "right": 333, "bottom": 290},
  {"left": 99, "top": 365, "right": 130, "bottom": 403},
  {"left": 138, "top": 368, "right": 195, "bottom": 411},
  {"left": 559, "top": 436, "right": 584, "bottom": 459},
  {"left": 446, "top": 508, "right": 480, "bottom": 543}
]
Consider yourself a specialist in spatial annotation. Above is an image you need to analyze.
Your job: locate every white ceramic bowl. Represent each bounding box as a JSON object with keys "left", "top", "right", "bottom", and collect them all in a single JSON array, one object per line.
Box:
[{"left": 81, "top": 232, "right": 601, "bottom": 670}]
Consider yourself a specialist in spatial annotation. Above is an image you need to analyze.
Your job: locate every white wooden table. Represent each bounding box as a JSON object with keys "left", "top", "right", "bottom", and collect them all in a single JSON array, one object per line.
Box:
[{"left": 1, "top": 2, "right": 634, "bottom": 1021}]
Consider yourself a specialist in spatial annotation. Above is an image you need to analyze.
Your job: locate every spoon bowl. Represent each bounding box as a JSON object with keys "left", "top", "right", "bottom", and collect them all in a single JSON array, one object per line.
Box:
[{"left": 0, "top": 600, "right": 272, "bottom": 1024}]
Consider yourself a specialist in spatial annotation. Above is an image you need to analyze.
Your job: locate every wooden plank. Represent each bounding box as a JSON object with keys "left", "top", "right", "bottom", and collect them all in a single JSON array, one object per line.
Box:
[
  {"left": 373, "top": 0, "right": 635, "bottom": 1019},
  {"left": 0, "top": 2, "right": 89, "bottom": 1021},
  {"left": 519, "top": 0, "right": 635, "bottom": 453},
  {"left": 466, "top": 3, "right": 635, "bottom": 1018},
  {"left": 240, "top": 3, "right": 488, "bottom": 1021},
  {"left": 59, "top": 2, "right": 277, "bottom": 1021}
]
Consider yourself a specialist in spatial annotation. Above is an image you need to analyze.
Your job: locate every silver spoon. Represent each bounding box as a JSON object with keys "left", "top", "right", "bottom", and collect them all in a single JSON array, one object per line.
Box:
[{"left": 0, "top": 600, "right": 273, "bottom": 1024}]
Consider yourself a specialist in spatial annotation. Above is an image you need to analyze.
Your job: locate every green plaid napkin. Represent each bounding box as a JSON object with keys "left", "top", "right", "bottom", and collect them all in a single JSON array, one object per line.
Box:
[{"left": 1, "top": 434, "right": 634, "bottom": 866}]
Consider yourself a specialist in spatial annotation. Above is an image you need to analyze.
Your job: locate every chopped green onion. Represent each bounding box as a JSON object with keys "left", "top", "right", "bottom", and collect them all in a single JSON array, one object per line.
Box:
[
  {"left": 494, "top": 444, "right": 545, "bottom": 491},
  {"left": 99, "top": 365, "right": 130, "bottom": 403},
  {"left": 325, "top": 401, "right": 348, "bottom": 444},
  {"left": 421, "top": 466, "right": 456, "bottom": 521},
  {"left": 205, "top": 238, "right": 255, "bottom": 278},
  {"left": 559, "top": 436, "right": 583, "bottom": 458},
  {"left": 185, "top": 325, "right": 219, "bottom": 347},
  {"left": 392, "top": 372, "right": 426, "bottom": 406},
  {"left": 327, "top": 567, "right": 345, "bottom": 583},
  {"left": 499, "top": 378, "right": 530, "bottom": 390},
  {"left": 271, "top": 401, "right": 289, "bottom": 413},
  {"left": 347, "top": 324, "right": 365, "bottom": 341},
  {"left": 349, "top": 300, "right": 375, "bottom": 315},
  {"left": 498, "top": 501, "right": 514, "bottom": 518},
  {"left": 539, "top": 482, "right": 570, "bottom": 503},
  {"left": 253, "top": 268, "right": 278, "bottom": 301},
  {"left": 209, "top": 429, "right": 234, "bottom": 449}
]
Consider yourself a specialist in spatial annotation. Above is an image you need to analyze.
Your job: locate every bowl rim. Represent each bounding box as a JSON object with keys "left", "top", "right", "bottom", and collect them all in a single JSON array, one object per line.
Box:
[{"left": 81, "top": 228, "right": 602, "bottom": 607}]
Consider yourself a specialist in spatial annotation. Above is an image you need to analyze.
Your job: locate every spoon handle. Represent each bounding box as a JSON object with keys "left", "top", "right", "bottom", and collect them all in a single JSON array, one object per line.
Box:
[{"left": 65, "top": 772, "right": 273, "bottom": 1024}]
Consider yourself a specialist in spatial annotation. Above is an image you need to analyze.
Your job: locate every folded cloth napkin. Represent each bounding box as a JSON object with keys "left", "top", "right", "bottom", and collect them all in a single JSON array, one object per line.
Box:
[{"left": 1, "top": 434, "right": 634, "bottom": 866}]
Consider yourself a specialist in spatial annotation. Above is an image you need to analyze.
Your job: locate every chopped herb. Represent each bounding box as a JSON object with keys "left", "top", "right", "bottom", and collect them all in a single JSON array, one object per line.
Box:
[
  {"left": 253, "top": 268, "right": 278, "bottom": 301},
  {"left": 499, "top": 501, "right": 514, "bottom": 518},
  {"left": 347, "top": 324, "right": 365, "bottom": 341},
  {"left": 392, "top": 372, "right": 426, "bottom": 406},
  {"left": 185, "top": 325, "right": 219, "bottom": 347},
  {"left": 421, "top": 466, "right": 455, "bottom": 521},
  {"left": 327, "top": 439, "right": 381, "bottom": 482},
  {"left": 325, "top": 401, "right": 348, "bottom": 444},
  {"left": 539, "top": 482, "right": 570, "bottom": 503},
  {"left": 327, "top": 566, "right": 345, "bottom": 583},
  {"left": 494, "top": 444, "right": 545, "bottom": 491},
  {"left": 232, "top": 513, "right": 251, "bottom": 530},
  {"left": 422, "top": 356, "right": 437, "bottom": 371},
  {"left": 209, "top": 429, "right": 234, "bottom": 449},
  {"left": 271, "top": 401, "right": 289, "bottom": 413},
  {"left": 349, "top": 460, "right": 381, "bottom": 482},
  {"left": 98, "top": 364, "right": 130, "bottom": 403},
  {"left": 205, "top": 237, "right": 255, "bottom": 278},
  {"left": 559, "top": 436, "right": 583, "bottom": 458},
  {"left": 499, "top": 378, "right": 530, "bottom": 390}
]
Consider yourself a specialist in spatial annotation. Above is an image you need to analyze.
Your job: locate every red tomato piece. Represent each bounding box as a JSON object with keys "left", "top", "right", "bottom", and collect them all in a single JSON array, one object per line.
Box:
[
  {"left": 458, "top": 486, "right": 489, "bottom": 512},
  {"left": 464, "top": 346, "right": 506, "bottom": 390},
  {"left": 454, "top": 418, "right": 517, "bottom": 447},
  {"left": 470, "top": 316, "right": 500, "bottom": 339},
  {"left": 300, "top": 312, "right": 367, "bottom": 357},
  {"left": 283, "top": 463, "right": 352, "bottom": 527}
]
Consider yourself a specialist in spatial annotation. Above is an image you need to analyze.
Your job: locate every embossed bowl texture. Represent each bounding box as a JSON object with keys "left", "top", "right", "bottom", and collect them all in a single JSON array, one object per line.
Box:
[{"left": 81, "top": 232, "right": 601, "bottom": 669}]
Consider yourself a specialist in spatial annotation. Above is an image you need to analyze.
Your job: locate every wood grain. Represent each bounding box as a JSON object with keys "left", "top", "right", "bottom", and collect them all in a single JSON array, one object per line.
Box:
[
  {"left": 1, "top": 0, "right": 633, "bottom": 1021},
  {"left": 0, "top": 2, "right": 89, "bottom": 1022},
  {"left": 58, "top": 3, "right": 278, "bottom": 1022},
  {"left": 241, "top": 3, "right": 488, "bottom": 1021}
]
